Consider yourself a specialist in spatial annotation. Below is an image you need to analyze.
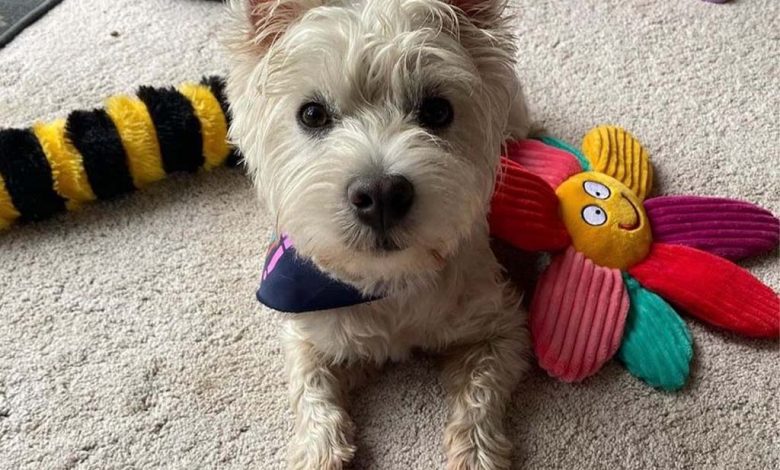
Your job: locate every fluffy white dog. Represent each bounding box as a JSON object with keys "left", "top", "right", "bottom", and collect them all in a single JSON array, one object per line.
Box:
[{"left": 225, "top": 1, "right": 532, "bottom": 468}]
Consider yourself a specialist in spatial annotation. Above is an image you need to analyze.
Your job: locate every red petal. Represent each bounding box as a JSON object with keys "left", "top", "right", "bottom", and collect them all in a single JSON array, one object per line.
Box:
[
  {"left": 489, "top": 158, "right": 570, "bottom": 251},
  {"left": 629, "top": 243, "right": 779, "bottom": 338},
  {"left": 531, "top": 247, "right": 629, "bottom": 382},
  {"left": 503, "top": 139, "right": 582, "bottom": 189}
]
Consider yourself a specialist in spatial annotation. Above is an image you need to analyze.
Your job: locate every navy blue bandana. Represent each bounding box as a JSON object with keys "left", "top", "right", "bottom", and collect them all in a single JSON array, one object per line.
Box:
[{"left": 256, "top": 234, "right": 379, "bottom": 313}]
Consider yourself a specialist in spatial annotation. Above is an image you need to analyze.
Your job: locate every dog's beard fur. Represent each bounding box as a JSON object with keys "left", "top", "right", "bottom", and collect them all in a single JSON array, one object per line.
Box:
[
  {"left": 225, "top": 1, "right": 531, "bottom": 468},
  {"left": 226, "top": 0, "right": 528, "bottom": 295}
]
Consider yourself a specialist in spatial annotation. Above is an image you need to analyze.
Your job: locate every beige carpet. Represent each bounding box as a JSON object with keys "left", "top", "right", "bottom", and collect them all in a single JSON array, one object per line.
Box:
[{"left": 0, "top": 0, "right": 777, "bottom": 468}]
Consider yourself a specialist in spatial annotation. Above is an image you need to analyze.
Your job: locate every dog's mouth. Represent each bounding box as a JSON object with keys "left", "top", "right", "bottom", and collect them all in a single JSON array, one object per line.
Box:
[
  {"left": 374, "top": 236, "right": 403, "bottom": 252},
  {"left": 364, "top": 233, "right": 407, "bottom": 253},
  {"left": 344, "top": 231, "right": 406, "bottom": 254}
]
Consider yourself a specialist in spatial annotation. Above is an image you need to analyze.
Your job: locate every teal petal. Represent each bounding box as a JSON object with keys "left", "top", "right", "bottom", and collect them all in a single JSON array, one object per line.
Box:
[
  {"left": 537, "top": 135, "right": 591, "bottom": 171},
  {"left": 617, "top": 275, "right": 693, "bottom": 391}
]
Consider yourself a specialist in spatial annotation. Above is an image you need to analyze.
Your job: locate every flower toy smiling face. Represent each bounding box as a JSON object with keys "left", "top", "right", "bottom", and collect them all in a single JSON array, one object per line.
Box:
[
  {"left": 556, "top": 172, "right": 652, "bottom": 270},
  {"left": 490, "top": 126, "right": 779, "bottom": 390}
]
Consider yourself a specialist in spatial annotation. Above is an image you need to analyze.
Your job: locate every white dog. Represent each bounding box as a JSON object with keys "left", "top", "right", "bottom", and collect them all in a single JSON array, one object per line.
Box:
[{"left": 225, "top": 1, "right": 532, "bottom": 468}]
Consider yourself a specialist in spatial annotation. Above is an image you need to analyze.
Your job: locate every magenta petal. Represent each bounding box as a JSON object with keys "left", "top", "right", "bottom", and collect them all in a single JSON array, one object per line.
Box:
[{"left": 645, "top": 195, "right": 779, "bottom": 260}]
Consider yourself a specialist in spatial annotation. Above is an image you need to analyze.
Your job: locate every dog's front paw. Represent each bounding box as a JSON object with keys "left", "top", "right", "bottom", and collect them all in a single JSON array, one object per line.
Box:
[
  {"left": 444, "top": 421, "right": 512, "bottom": 470},
  {"left": 288, "top": 419, "right": 356, "bottom": 470}
]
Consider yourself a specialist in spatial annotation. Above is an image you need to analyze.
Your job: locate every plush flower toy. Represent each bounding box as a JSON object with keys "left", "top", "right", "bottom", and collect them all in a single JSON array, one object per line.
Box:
[{"left": 490, "top": 126, "right": 779, "bottom": 390}]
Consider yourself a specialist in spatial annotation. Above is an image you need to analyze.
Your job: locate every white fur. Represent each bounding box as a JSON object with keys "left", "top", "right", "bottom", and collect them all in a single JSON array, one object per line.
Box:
[{"left": 225, "top": 1, "right": 532, "bottom": 468}]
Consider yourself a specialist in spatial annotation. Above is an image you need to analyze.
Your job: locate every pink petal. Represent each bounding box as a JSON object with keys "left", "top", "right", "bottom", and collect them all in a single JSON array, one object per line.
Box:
[
  {"left": 503, "top": 139, "right": 582, "bottom": 189},
  {"left": 531, "top": 247, "right": 629, "bottom": 382}
]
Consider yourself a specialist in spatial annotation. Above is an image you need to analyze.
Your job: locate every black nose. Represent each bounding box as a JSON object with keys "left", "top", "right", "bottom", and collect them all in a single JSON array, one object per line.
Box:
[{"left": 347, "top": 175, "right": 415, "bottom": 232}]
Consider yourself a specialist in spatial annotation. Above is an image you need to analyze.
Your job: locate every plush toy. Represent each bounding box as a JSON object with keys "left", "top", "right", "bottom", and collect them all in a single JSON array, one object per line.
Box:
[
  {"left": 490, "top": 126, "right": 779, "bottom": 390},
  {"left": 0, "top": 76, "right": 237, "bottom": 229}
]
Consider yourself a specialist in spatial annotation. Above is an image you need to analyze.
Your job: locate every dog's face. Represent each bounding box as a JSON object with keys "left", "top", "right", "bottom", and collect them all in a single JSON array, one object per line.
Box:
[{"left": 226, "top": 0, "right": 522, "bottom": 291}]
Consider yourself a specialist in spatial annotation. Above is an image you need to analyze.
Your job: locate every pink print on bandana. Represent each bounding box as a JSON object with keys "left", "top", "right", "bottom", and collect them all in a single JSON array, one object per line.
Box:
[{"left": 262, "top": 233, "right": 293, "bottom": 281}]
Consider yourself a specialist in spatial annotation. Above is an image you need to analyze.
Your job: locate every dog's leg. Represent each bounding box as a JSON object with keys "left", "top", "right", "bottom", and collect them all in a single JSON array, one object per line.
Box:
[
  {"left": 285, "top": 336, "right": 358, "bottom": 470},
  {"left": 441, "top": 319, "right": 529, "bottom": 470}
]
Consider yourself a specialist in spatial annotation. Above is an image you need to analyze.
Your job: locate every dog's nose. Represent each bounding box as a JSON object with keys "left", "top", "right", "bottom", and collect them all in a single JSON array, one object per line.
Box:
[{"left": 347, "top": 175, "right": 415, "bottom": 231}]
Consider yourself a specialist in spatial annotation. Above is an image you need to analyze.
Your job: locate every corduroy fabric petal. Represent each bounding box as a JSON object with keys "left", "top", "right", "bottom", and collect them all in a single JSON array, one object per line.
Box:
[
  {"left": 629, "top": 243, "right": 780, "bottom": 338},
  {"left": 645, "top": 195, "right": 780, "bottom": 261},
  {"left": 503, "top": 139, "right": 582, "bottom": 189},
  {"left": 581, "top": 126, "right": 653, "bottom": 201},
  {"left": 530, "top": 247, "right": 629, "bottom": 382},
  {"left": 617, "top": 275, "right": 693, "bottom": 391},
  {"left": 489, "top": 157, "right": 570, "bottom": 251}
]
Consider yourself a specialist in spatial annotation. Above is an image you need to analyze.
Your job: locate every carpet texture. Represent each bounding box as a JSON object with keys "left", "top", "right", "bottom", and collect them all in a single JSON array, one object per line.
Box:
[{"left": 0, "top": 0, "right": 777, "bottom": 468}]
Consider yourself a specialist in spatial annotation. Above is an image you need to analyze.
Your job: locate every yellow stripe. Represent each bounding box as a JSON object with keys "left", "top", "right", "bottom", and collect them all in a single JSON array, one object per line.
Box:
[
  {"left": 33, "top": 120, "right": 96, "bottom": 206},
  {"left": 0, "top": 175, "right": 21, "bottom": 229},
  {"left": 105, "top": 95, "right": 166, "bottom": 188},
  {"left": 177, "top": 83, "right": 231, "bottom": 170}
]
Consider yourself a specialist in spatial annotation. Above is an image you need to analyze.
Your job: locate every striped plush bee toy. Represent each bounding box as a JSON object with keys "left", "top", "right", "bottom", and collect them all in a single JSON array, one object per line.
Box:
[{"left": 0, "top": 76, "right": 239, "bottom": 229}]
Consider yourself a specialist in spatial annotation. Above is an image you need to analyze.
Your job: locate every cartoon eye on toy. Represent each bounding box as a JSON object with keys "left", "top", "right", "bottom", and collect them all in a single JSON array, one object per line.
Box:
[
  {"left": 583, "top": 180, "right": 610, "bottom": 199},
  {"left": 582, "top": 205, "right": 607, "bottom": 226},
  {"left": 490, "top": 125, "right": 779, "bottom": 391}
]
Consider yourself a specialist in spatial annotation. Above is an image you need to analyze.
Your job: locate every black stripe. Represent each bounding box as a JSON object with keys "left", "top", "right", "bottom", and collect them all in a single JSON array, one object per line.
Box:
[
  {"left": 224, "top": 149, "right": 244, "bottom": 168},
  {"left": 66, "top": 109, "right": 136, "bottom": 199},
  {"left": 137, "top": 86, "right": 203, "bottom": 173},
  {"left": 200, "top": 76, "right": 231, "bottom": 126},
  {"left": 0, "top": 128, "right": 66, "bottom": 221},
  {"left": 200, "top": 76, "right": 243, "bottom": 168}
]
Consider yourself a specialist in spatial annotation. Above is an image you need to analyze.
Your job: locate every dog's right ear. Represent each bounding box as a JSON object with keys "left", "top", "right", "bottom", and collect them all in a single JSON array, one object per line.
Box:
[{"left": 228, "top": 0, "right": 324, "bottom": 56}]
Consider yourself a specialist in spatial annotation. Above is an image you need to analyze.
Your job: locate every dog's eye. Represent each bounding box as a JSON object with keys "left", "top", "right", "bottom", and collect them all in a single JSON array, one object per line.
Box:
[
  {"left": 418, "top": 97, "right": 454, "bottom": 130},
  {"left": 298, "top": 102, "right": 331, "bottom": 130}
]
